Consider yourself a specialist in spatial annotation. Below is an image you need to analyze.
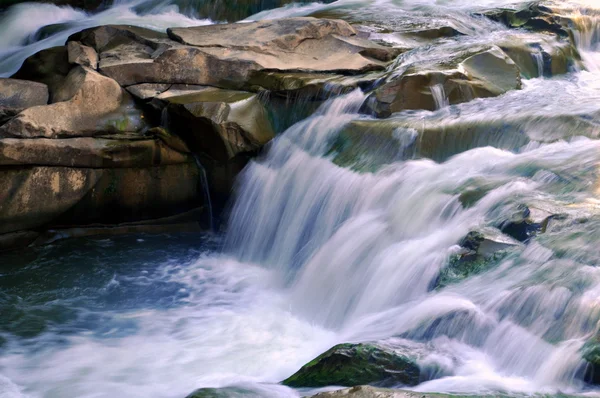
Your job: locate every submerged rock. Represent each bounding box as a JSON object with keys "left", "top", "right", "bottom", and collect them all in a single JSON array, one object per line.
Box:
[
  {"left": 435, "top": 228, "right": 521, "bottom": 288},
  {"left": 282, "top": 343, "right": 420, "bottom": 388},
  {"left": 483, "top": 3, "right": 570, "bottom": 38}
]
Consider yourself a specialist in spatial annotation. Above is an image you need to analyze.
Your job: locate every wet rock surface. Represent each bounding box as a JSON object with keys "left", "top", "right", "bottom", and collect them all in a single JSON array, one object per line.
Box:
[{"left": 282, "top": 343, "right": 420, "bottom": 388}]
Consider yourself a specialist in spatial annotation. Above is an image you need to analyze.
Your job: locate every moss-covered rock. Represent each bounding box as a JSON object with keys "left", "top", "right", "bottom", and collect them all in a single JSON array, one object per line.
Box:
[
  {"left": 282, "top": 343, "right": 420, "bottom": 388},
  {"left": 185, "top": 386, "right": 262, "bottom": 398},
  {"left": 435, "top": 229, "right": 521, "bottom": 288}
]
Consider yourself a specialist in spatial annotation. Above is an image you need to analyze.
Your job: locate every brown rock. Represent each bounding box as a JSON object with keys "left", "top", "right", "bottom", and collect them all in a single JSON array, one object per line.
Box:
[
  {"left": 0, "top": 66, "right": 144, "bottom": 138},
  {"left": 67, "top": 41, "right": 99, "bottom": 69},
  {"left": 0, "top": 163, "right": 201, "bottom": 234},
  {"left": 0, "top": 136, "right": 192, "bottom": 168},
  {"left": 0, "top": 78, "right": 49, "bottom": 109},
  {"left": 368, "top": 46, "right": 521, "bottom": 117},
  {"left": 163, "top": 87, "right": 275, "bottom": 161}
]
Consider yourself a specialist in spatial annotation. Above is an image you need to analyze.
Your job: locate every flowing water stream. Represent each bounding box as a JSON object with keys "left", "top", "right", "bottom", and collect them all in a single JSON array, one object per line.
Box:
[{"left": 2, "top": 0, "right": 600, "bottom": 397}]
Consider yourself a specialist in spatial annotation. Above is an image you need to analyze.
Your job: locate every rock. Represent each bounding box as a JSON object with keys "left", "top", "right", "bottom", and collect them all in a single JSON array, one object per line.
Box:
[
  {"left": 70, "top": 19, "right": 401, "bottom": 89},
  {"left": 67, "top": 41, "right": 99, "bottom": 69},
  {"left": 11, "top": 46, "right": 71, "bottom": 103},
  {"left": 367, "top": 46, "right": 521, "bottom": 117},
  {"left": 0, "top": 136, "right": 192, "bottom": 168},
  {"left": 496, "top": 33, "right": 578, "bottom": 79},
  {"left": 162, "top": 88, "right": 275, "bottom": 161},
  {"left": 282, "top": 343, "right": 420, "bottom": 388},
  {"left": 582, "top": 335, "right": 600, "bottom": 384},
  {"left": 498, "top": 203, "right": 566, "bottom": 242},
  {"left": 483, "top": 3, "right": 570, "bottom": 38},
  {"left": 0, "top": 66, "right": 145, "bottom": 138},
  {"left": 309, "top": 386, "right": 506, "bottom": 398},
  {"left": 0, "top": 108, "right": 22, "bottom": 126},
  {"left": 0, "top": 231, "right": 40, "bottom": 252},
  {"left": 0, "top": 163, "right": 202, "bottom": 235},
  {"left": 185, "top": 387, "right": 263, "bottom": 398},
  {"left": 435, "top": 228, "right": 521, "bottom": 288},
  {"left": 0, "top": 79, "right": 49, "bottom": 109},
  {"left": 332, "top": 104, "right": 600, "bottom": 170},
  {"left": 247, "top": 71, "right": 380, "bottom": 100}
]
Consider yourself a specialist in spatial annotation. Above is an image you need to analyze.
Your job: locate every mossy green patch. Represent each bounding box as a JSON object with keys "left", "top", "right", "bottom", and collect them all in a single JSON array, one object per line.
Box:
[{"left": 282, "top": 343, "right": 420, "bottom": 388}]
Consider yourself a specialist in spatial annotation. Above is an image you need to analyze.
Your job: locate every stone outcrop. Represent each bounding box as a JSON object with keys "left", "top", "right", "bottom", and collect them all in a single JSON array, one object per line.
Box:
[{"left": 65, "top": 19, "right": 401, "bottom": 89}]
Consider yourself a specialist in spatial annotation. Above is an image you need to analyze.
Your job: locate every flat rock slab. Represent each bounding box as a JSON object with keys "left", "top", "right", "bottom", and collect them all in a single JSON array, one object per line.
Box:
[
  {"left": 69, "top": 19, "right": 401, "bottom": 89},
  {"left": 0, "top": 78, "right": 48, "bottom": 108},
  {"left": 0, "top": 136, "right": 192, "bottom": 168}
]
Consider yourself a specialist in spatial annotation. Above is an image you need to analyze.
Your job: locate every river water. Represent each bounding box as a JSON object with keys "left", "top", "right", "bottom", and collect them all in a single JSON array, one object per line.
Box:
[{"left": 1, "top": 0, "right": 600, "bottom": 397}]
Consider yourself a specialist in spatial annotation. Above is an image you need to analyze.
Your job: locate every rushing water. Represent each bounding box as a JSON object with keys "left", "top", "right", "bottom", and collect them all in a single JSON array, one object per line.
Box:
[{"left": 3, "top": 0, "right": 600, "bottom": 397}]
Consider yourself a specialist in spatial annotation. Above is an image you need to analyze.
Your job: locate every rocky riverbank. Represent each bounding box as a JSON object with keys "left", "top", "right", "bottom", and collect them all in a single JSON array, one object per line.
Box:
[{"left": 0, "top": 3, "right": 588, "bottom": 251}]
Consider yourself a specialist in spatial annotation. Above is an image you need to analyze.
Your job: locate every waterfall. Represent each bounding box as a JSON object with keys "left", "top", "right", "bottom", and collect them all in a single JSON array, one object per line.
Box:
[
  {"left": 430, "top": 84, "right": 450, "bottom": 109},
  {"left": 224, "top": 59, "right": 600, "bottom": 391}
]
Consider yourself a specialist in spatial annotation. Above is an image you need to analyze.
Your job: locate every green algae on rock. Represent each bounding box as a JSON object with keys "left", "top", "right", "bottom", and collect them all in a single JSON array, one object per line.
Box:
[{"left": 282, "top": 343, "right": 420, "bottom": 388}]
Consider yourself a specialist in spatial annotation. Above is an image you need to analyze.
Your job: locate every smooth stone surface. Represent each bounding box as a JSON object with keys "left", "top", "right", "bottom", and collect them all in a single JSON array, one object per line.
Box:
[
  {"left": 69, "top": 19, "right": 401, "bottom": 89},
  {"left": 163, "top": 87, "right": 275, "bottom": 161},
  {"left": 67, "top": 41, "right": 99, "bottom": 69},
  {"left": 283, "top": 343, "right": 420, "bottom": 388},
  {"left": 1, "top": 66, "right": 144, "bottom": 138},
  {"left": 368, "top": 46, "right": 521, "bottom": 117},
  {"left": 0, "top": 163, "right": 201, "bottom": 234},
  {"left": 11, "top": 46, "right": 71, "bottom": 103},
  {"left": 0, "top": 78, "right": 49, "bottom": 108},
  {"left": 0, "top": 136, "right": 192, "bottom": 168}
]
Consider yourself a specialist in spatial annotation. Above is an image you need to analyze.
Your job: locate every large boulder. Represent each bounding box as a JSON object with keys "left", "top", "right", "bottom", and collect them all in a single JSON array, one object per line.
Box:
[
  {"left": 68, "top": 19, "right": 401, "bottom": 89},
  {"left": 0, "top": 79, "right": 48, "bottom": 109},
  {"left": 367, "top": 46, "right": 521, "bottom": 117},
  {"left": 0, "top": 66, "right": 144, "bottom": 138},
  {"left": 282, "top": 343, "right": 420, "bottom": 388},
  {"left": 0, "top": 163, "right": 202, "bottom": 234},
  {"left": 11, "top": 46, "right": 71, "bottom": 103},
  {"left": 161, "top": 88, "right": 274, "bottom": 161}
]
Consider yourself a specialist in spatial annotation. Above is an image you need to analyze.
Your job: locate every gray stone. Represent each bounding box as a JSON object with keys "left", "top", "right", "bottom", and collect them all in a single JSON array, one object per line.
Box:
[
  {"left": 0, "top": 78, "right": 48, "bottom": 108},
  {"left": 67, "top": 41, "right": 99, "bottom": 69}
]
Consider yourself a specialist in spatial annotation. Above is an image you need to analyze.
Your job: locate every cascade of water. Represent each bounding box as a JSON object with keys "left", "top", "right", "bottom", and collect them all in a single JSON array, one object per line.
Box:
[
  {"left": 430, "top": 84, "right": 450, "bottom": 109},
  {"left": 224, "top": 72, "right": 600, "bottom": 392}
]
